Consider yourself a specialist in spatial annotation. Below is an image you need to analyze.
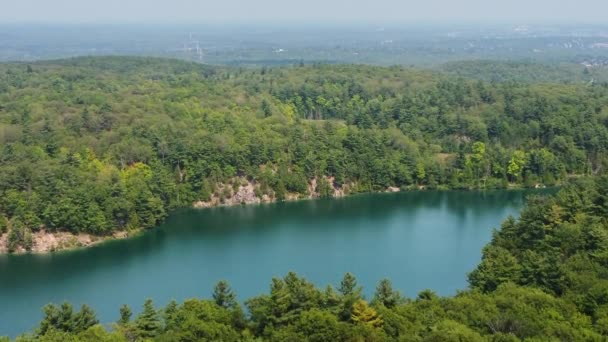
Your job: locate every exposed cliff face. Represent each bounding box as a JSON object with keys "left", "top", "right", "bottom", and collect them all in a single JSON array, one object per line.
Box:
[
  {"left": 193, "top": 181, "right": 271, "bottom": 208},
  {"left": 0, "top": 230, "right": 129, "bottom": 254},
  {"left": 192, "top": 176, "right": 355, "bottom": 208}
]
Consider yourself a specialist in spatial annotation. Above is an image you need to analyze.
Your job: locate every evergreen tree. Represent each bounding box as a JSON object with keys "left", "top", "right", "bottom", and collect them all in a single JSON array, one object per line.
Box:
[
  {"left": 261, "top": 99, "right": 272, "bottom": 117},
  {"left": 118, "top": 304, "right": 132, "bottom": 325},
  {"left": 73, "top": 304, "right": 98, "bottom": 333},
  {"left": 163, "top": 300, "right": 179, "bottom": 329},
  {"left": 339, "top": 273, "right": 360, "bottom": 296},
  {"left": 135, "top": 299, "right": 161, "bottom": 339},
  {"left": 338, "top": 273, "right": 362, "bottom": 322},
  {"left": 38, "top": 303, "right": 76, "bottom": 335},
  {"left": 372, "top": 279, "right": 402, "bottom": 308},
  {"left": 213, "top": 280, "right": 237, "bottom": 309}
]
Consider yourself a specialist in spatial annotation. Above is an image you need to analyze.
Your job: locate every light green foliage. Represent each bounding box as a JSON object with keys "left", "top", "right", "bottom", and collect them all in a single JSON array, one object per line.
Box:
[
  {"left": 416, "top": 162, "right": 426, "bottom": 185},
  {"left": 424, "top": 320, "right": 485, "bottom": 342},
  {"left": 507, "top": 150, "right": 527, "bottom": 182}
]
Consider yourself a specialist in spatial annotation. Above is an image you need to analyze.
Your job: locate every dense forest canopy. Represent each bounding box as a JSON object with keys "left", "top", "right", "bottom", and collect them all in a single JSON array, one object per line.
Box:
[
  {"left": 0, "top": 56, "right": 608, "bottom": 252},
  {"left": 3, "top": 176, "right": 608, "bottom": 341}
]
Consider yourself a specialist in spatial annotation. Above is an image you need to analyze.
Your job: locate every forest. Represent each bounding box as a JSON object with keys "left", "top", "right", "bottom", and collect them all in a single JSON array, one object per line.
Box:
[
  {"left": 1, "top": 56, "right": 608, "bottom": 251},
  {"left": 2, "top": 176, "right": 608, "bottom": 341}
]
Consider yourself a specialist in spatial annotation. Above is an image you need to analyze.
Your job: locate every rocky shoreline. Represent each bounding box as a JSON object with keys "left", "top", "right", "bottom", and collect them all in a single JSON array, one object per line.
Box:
[
  {"left": 0, "top": 177, "right": 391, "bottom": 255},
  {"left": 0, "top": 230, "right": 131, "bottom": 254},
  {"left": 193, "top": 176, "right": 350, "bottom": 208}
]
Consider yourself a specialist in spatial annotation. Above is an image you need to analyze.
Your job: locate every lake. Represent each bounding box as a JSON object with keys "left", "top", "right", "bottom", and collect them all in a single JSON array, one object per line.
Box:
[{"left": 0, "top": 189, "right": 552, "bottom": 337}]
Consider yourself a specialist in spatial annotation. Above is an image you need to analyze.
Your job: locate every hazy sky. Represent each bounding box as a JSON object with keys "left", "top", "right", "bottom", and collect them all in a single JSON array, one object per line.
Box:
[{"left": 1, "top": 0, "right": 607, "bottom": 25}]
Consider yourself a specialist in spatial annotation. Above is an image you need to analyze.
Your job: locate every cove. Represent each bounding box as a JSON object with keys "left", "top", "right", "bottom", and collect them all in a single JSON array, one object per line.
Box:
[{"left": 0, "top": 189, "right": 553, "bottom": 337}]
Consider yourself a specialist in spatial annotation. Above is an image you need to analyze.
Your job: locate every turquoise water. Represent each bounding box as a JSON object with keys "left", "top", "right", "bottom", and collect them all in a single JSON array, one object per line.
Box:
[{"left": 0, "top": 189, "right": 551, "bottom": 337}]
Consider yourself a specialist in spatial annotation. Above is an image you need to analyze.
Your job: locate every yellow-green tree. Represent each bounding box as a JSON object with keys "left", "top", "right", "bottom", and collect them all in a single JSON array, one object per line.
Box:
[
  {"left": 507, "top": 150, "right": 527, "bottom": 183},
  {"left": 351, "top": 300, "right": 383, "bottom": 328}
]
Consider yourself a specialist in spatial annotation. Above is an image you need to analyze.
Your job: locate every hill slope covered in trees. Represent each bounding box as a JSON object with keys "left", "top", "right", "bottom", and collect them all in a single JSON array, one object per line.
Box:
[{"left": 1, "top": 56, "right": 608, "bottom": 252}]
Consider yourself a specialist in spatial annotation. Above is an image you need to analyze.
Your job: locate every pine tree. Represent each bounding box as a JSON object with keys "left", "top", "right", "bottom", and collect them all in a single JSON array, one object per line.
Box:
[
  {"left": 339, "top": 273, "right": 359, "bottom": 296},
  {"left": 163, "top": 300, "right": 179, "bottom": 328},
  {"left": 213, "top": 280, "right": 237, "bottom": 308},
  {"left": 38, "top": 304, "right": 60, "bottom": 335},
  {"left": 118, "top": 304, "right": 132, "bottom": 325},
  {"left": 338, "top": 273, "right": 362, "bottom": 321},
  {"left": 58, "top": 302, "right": 76, "bottom": 332},
  {"left": 135, "top": 299, "right": 160, "bottom": 339},
  {"left": 73, "top": 304, "right": 98, "bottom": 333},
  {"left": 261, "top": 99, "right": 272, "bottom": 117},
  {"left": 274, "top": 180, "right": 286, "bottom": 201},
  {"left": 372, "top": 279, "right": 402, "bottom": 308},
  {"left": 38, "top": 302, "right": 78, "bottom": 335}
]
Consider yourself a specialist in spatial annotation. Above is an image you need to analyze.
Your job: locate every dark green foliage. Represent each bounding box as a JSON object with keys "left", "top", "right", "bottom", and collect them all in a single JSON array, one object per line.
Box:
[
  {"left": 72, "top": 305, "right": 98, "bottom": 333},
  {"left": 261, "top": 99, "right": 272, "bottom": 117},
  {"left": 338, "top": 273, "right": 363, "bottom": 322},
  {"left": 1, "top": 57, "right": 607, "bottom": 247},
  {"left": 134, "top": 299, "right": 161, "bottom": 339},
  {"left": 118, "top": 304, "right": 132, "bottom": 325},
  {"left": 470, "top": 176, "right": 608, "bottom": 306},
  {"left": 0, "top": 216, "right": 7, "bottom": 234},
  {"left": 372, "top": 279, "right": 402, "bottom": 308},
  {"left": 339, "top": 272, "right": 360, "bottom": 297},
  {"left": 213, "top": 280, "right": 237, "bottom": 309},
  {"left": 37, "top": 303, "right": 98, "bottom": 336}
]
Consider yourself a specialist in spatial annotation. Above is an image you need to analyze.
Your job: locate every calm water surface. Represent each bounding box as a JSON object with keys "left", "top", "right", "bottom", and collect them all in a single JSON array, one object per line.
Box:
[{"left": 0, "top": 189, "right": 552, "bottom": 336}]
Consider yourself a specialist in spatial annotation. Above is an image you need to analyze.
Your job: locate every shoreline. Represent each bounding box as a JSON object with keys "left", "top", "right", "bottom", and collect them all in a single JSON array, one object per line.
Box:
[
  {"left": 0, "top": 229, "right": 136, "bottom": 255},
  {"left": 0, "top": 179, "right": 549, "bottom": 255}
]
